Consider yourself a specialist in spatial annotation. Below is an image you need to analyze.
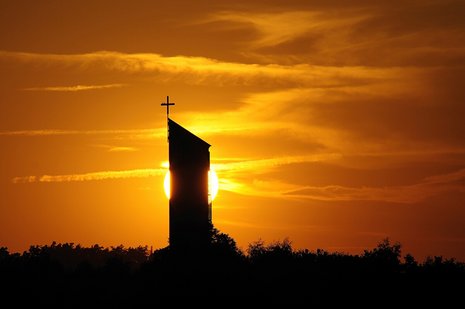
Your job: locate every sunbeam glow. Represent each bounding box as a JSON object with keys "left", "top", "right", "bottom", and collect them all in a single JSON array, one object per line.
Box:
[{"left": 164, "top": 169, "right": 219, "bottom": 202}]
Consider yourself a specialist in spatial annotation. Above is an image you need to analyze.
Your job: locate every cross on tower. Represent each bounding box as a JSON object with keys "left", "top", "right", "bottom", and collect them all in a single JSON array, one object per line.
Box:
[{"left": 161, "top": 96, "right": 175, "bottom": 118}]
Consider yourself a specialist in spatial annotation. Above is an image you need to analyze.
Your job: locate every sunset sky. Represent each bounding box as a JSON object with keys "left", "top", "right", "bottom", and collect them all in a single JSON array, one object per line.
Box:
[{"left": 1, "top": 0, "right": 465, "bottom": 260}]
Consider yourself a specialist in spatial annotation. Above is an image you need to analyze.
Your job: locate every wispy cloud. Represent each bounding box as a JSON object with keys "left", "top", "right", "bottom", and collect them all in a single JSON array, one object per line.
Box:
[
  {"left": 0, "top": 51, "right": 436, "bottom": 151},
  {"left": 214, "top": 155, "right": 340, "bottom": 197},
  {"left": 212, "top": 11, "right": 321, "bottom": 48},
  {"left": 107, "top": 146, "right": 138, "bottom": 152},
  {"left": 92, "top": 144, "right": 139, "bottom": 152},
  {"left": 227, "top": 177, "right": 463, "bottom": 203},
  {"left": 181, "top": 85, "right": 433, "bottom": 153},
  {"left": 216, "top": 155, "right": 465, "bottom": 203},
  {"left": 212, "top": 11, "right": 367, "bottom": 49},
  {"left": 12, "top": 168, "right": 165, "bottom": 183},
  {"left": 216, "top": 219, "right": 321, "bottom": 231},
  {"left": 0, "top": 50, "right": 416, "bottom": 90},
  {"left": 276, "top": 169, "right": 465, "bottom": 203},
  {"left": 0, "top": 129, "right": 82, "bottom": 136},
  {"left": 210, "top": 2, "right": 465, "bottom": 67},
  {"left": 214, "top": 154, "right": 341, "bottom": 173},
  {"left": 22, "top": 84, "right": 125, "bottom": 91},
  {"left": 284, "top": 184, "right": 425, "bottom": 203},
  {"left": 0, "top": 128, "right": 165, "bottom": 139},
  {"left": 423, "top": 168, "right": 465, "bottom": 185},
  {"left": 283, "top": 179, "right": 465, "bottom": 204}
]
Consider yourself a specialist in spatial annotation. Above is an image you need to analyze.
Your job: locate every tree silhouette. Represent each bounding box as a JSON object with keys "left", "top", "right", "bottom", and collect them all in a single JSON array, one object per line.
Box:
[
  {"left": 209, "top": 225, "right": 244, "bottom": 259},
  {"left": 0, "top": 236, "right": 464, "bottom": 306},
  {"left": 362, "top": 237, "right": 402, "bottom": 271}
]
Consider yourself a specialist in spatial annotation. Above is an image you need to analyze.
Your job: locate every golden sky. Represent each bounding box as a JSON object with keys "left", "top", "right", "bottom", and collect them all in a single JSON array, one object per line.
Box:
[{"left": 1, "top": 0, "right": 465, "bottom": 260}]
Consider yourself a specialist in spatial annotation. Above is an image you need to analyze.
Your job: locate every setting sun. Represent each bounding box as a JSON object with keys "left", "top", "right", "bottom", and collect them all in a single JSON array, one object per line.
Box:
[
  {"left": 209, "top": 169, "right": 219, "bottom": 202},
  {"left": 164, "top": 169, "right": 219, "bottom": 202},
  {"left": 163, "top": 172, "right": 170, "bottom": 199}
]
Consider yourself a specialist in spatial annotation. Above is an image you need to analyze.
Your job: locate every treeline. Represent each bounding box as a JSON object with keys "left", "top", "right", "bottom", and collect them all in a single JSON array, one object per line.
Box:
[{"left": 1, "top": 233, "right": 464, "bottom": 306}]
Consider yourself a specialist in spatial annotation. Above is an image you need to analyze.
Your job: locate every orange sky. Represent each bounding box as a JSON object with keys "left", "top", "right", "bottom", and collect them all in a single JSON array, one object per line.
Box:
[{"left": 1, "top": 0, "right": 465, "bottom": 260}]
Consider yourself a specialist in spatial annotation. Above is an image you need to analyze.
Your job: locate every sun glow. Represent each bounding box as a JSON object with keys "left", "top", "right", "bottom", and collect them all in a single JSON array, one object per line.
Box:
[
  {"left": 164, "top": 169, "right": 219, "bottom": 202},
  {"left": 209, "top": 169, "right": 219, "bottom": 202},
  {"left": 163, "top": 172, "right": 170, "bottom": 199}
]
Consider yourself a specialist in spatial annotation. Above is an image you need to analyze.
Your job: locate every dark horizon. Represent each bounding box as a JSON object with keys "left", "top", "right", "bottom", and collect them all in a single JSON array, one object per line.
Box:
[
  {"left": 1, "top": 235, "right": 464, "bottom": 306},
  {"left": 2, "top": 0, "right": 465, "bottom": 263}
]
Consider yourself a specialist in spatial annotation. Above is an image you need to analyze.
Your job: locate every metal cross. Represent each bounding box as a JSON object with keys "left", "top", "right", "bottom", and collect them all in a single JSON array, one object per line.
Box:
[{"left": 161, "top": 96, "right": 175, "bottom": 118}]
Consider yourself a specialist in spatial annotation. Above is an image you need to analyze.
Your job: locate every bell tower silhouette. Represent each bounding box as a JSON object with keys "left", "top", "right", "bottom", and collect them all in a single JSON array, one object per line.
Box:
[{"left": 162, "top": 97, "right": 212, "bottom": 250}]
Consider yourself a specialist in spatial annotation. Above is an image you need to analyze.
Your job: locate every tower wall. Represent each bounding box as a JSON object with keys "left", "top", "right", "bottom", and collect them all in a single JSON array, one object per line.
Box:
[{"left": 168, "top": 119, "right": 211, "bottom": 250}]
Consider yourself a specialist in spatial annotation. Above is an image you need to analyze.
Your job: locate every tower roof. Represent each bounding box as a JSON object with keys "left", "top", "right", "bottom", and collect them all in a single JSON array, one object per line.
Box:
[{"left": 168, "top": 118, "right": 210, "bottom": 148}]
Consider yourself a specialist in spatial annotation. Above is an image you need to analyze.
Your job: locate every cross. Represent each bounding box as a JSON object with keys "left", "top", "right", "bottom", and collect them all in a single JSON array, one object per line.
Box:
[{"left": 161, "top": 96, "right": 175, "bottom": 118}]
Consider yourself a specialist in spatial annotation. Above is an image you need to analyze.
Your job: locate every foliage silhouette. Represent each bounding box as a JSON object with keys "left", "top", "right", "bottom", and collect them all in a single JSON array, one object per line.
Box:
[
  {"left": 1, "top": 231, "right": 464, "bottom": 306},
  {"left": 362, "top": 238, "right": 402, "bottom": 271}
]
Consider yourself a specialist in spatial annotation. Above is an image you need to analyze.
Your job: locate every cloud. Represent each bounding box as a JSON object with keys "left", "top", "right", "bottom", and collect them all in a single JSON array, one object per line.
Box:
[
  {"left": 212, "top": 11, "right": 322, "bottom": 48},
  {"left": 284, "top": 185, "right": 425, "bottom": 203},
  {"left": 214, "top": 154, "right": 341, "bottom": 173},
  {"left": 4, "top": 51, "right": 454, "bottom": 151},
  {"left": 424, "top": 168, "right": 465, "bottom": 185},
  {"left": 212, "top": 10, "right": 368, "bottom": 50},
  {"left": 107, "top": 146, "right": 138, "bottom": 152},
  {"left": 283, "top": 179, "right": 465, "bottom": 204},
  {"left": 0, "top": 128, "right": 165, "bottom": 139},
  {"left": 0, "top": 50, "right": 414, "bottom": 90},
  {"left": 22, "top": 84, "right": 125, "bottom": 91},
  {"left": 92, "top": 144, "right": 139, "bottom": 152},
  {"left": 207, "top": 1, "right": 465, "bottom": 67},
  {"left": 12, "top": 168, "right": 165, "bottom": 183},
  {"left": 0, "top": 129, "right": 82, "bottom": 136},
  {"left": 215, "top": 219, "right": 317, "bottom": 231},
  {"left": 181, "top": 84, "right": 447, "bottom": 156},
  {"left": 271, "top": 168, "right": 465, "bottom": 203},
  {"left": 214, "top": 155, "right": 341, "bottom": 197},
  {"left": 227, "top": 174, "right": 462, "bottom": 203},
  {"left": 214, "top": 153, "right": 465, "bottom": 203}
]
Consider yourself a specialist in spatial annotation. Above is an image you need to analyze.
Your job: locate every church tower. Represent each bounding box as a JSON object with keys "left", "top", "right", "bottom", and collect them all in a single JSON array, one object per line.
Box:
[{"left": 167, "top": 118, "right": 212, "bottom": 250}]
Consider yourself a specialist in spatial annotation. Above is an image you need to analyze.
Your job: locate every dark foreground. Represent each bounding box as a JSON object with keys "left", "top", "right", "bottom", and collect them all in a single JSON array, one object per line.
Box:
[{"left": 1, "top": 236, "right": 464, "bottom": 307}]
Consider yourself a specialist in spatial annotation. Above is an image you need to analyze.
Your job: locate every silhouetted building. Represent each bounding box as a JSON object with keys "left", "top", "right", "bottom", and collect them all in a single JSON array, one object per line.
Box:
[{"left": 168, "top": 118, "right": 211, "bottom": 250}]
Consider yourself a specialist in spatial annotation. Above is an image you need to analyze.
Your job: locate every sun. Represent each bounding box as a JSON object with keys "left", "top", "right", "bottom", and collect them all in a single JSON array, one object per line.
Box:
[
  {"left": 164, "top": 169, "right": 219, "bottom": 202},
  {"left": 209, "top": 169, "right": 219, "bottom": 202},
  {"left": 163, "top": 172, "right": 170, "bottom": 199}
]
